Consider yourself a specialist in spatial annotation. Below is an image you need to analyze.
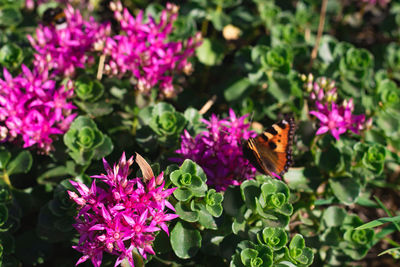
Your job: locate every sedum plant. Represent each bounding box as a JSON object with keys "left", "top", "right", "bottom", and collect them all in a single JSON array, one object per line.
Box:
[{"left": 64, "top": 116, "right": 113, "bottom": 165}]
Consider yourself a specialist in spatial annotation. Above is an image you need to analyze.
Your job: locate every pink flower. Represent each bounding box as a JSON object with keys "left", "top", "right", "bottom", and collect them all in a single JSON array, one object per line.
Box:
[
  {"left": 27, "top": 5, "right": 110, "bottom": 77},
  {"left": 310, "top": 99, "right": 367, "bottom": 140},
  {"left": 310, "top": 102, "right": 347, "bottom": 140},
  {"left": 175, "top": 109, "right": 257, "bottom": 191},
  {"left": 0, "top": 66, "right": 76, "bottom": 153},
  {"left": 68, "top": 153, "right": 178, "bottom": 267},
  {"left": 103, "top": 2, "right": 202, "bottom": 98}
]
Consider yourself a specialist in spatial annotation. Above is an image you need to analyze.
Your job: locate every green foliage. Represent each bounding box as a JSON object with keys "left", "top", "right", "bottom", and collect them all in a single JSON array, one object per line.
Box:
[
  {"left": 0, "top": 43, "right": 23, "bottom": 70},
  {"left": 170, "top": 159, "right": 207, "bottom": 201},
  {"left": 64, "top": 116, "right": 113, "bottom": 165},
  {"left": 261, "top": 45, "right": 293, "bottom": 74},
  {"left": 354, "top": 142, "right": 387, "bottom": 175},
  {"left": 318, "top": 207, "right": 375, "bottom": 263},
  {"left": 75, "top": 75, "right": 104, "bottom": 102},
  {"left": 137, "top": 102, "right": 187, "bottom": 149},
  {"left": 239, "top": 176, "right": 293, "bottom": 228},
  {"left": 231, "top": 228, "right": 313, "bottom": 267},
  {"left": 339, "top": 47, "right": 374, "bottom": 84},
  {"left": 2, "top": 0, "right": 400, "bottom": 266}
]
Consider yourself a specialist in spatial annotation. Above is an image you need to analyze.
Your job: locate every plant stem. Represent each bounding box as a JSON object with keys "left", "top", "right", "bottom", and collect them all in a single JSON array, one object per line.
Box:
[
  {"left": 309, "top": 0, "right": 328, "bottom": 69},
  {"left": 1, "top": 171, "right": 11, "bottom": 187}
]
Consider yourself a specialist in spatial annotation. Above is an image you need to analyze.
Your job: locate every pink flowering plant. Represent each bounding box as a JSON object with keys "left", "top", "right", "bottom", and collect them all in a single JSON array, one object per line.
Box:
[
  {"left": 28, "top": 5, "right": 110, "bottom": 77},
  {"left": 103, "top": 2, "right": 202, "bottom": 98},
  {"left": 2, "top": 0, "right": 400, "bottom": 266},
  {"left": 175, "top": 109, "right": 257, "bottom": 191},
  {"left": 68, "top": 153, "right": 178, "bottom": 267},
  {"left": 0, "top": 65, "right": 76, "bottom": 153}
]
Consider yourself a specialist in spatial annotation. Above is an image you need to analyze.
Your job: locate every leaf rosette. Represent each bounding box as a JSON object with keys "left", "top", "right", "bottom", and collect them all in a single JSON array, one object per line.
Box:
[
  {"left": 170, "top": 159, "right": 207, "bottom": 202},
  {"left": 204, "top": 189, "right": 223, "bottom": 217},
  {"left": 75, "top": 75, "right": 104, "bottom": 102},
  {"left": 285, "top": 234, "right": 314, "bottom": 267},
  {"left": 261, "top": 45, "right": 293, "bottom": 74},
  {"left": 148, "top": 102, "right": 187, "bottom": 146},
  {"left": 64, "top": 116, "right": 113, "bottom": 165},
  {"left": 339, "top": 47, "right": 374, "bottom": 84},
  {"left": 354, "top": 143, "right": 386, "bottom": 175},
  {"left": 339, "top": 215, "right": 374, "bottom": 260},
  {"left": 258, "top": 227, "right": 287, "bottom": 251}
]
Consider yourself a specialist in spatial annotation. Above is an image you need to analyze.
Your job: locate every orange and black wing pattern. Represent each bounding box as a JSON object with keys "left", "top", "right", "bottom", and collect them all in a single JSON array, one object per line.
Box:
[{"left": 243, "top": 117, "right": 295, "bottom": 178}]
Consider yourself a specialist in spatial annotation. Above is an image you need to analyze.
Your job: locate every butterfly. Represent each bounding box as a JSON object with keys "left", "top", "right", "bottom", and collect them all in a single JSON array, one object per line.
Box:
[{"left": 242, "top": 117, "right": 295, "bottom": 179}]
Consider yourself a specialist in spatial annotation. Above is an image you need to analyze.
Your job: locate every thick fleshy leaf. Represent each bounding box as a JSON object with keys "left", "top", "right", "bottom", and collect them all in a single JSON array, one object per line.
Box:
[
  {"left": 170, "top": 221, "right": 201, "bottom": 259},
  {"left": 6, "top": 151, "right": 32, "bottom": 176},
  {"left": 329, "top": 177, "right": 361, "bottom": 205}
]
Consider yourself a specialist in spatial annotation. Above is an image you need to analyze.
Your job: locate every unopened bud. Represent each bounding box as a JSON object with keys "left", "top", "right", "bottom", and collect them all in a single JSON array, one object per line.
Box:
[
  {"left": 307, "top": 73, "right": 314, "bottom": 83},
  {"left": 320, "top": 77, "right": 327, "bottom": 88},
  {"left": 223, "top": 24, "right": 241, "bottom": 41},
  {"left": 183, "top": 62, "right": 193, "bottom": 75},
  {"left": 0, "top": 126, "right": 8, "bottom": 142}
]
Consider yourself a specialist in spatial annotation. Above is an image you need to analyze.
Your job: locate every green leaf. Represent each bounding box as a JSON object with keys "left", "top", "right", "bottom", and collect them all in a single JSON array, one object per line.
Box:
[
  {"left": 196, "top": 204, "right": 217, "bottom": 230},
  {"left": 224, "top": 78, "right": 252, "bottom": 102},
  {"left": 74, "top": 101, "right": 113, "bottom": 117},
  {"left": 173, "top": 188, "right": 194, "bottom": 202},
  {"left": 196, "top": 38, "right": 225, "bottom": 66},
  {"left": 175, "top": 202, "right": 199, "bottom": 222},
  {"left": 0, "top": 148, "right": 11, "bottom": 169},
  {"left": 322, "top": 206, "right": 347, "bottom": 227},
  {"left": 223, "top": 186, "right": 244, "bottom": 217},
  {"left": 92, "top": 135, "right": 113, "bottom": 160},
  {"left": 209, "top": 10, "right": 230, "bottom": 31},
  {"left": 241, "top": 180, "right": 260, "bottom": 210},
  {"left": 0, "top": 43, "right": 23, "bottom": 69},
  {"left": 329, "top": 177, "right": 361, "bottom": 205},
  {"left": 355, "top": 215, "right": 400, "bottom": 230},
  {"left": 0, "top": 204, "right": 8, "bottom": 227},
  {"left": 6, "top": 151, "right": 32, "bottom": 176},
  {"left": 378, "top": 247, "right": 400, "bottom": 258},
  {"left": 0, "top": 6, "right": 22, "bottom": 26},
  {"left": 170, "top": 221, "right": 201, "bottom": 259}
]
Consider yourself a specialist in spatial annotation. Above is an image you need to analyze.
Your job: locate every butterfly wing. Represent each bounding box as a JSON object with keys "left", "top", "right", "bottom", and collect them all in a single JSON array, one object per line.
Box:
[{"left": 243, "top": 117, "right": 295, "bottom": 177}]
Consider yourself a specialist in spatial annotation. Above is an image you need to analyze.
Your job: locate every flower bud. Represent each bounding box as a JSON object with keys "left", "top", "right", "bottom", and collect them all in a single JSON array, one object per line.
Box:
[{"left": 223, "top": 24, "right": 241, "bottom": 41}]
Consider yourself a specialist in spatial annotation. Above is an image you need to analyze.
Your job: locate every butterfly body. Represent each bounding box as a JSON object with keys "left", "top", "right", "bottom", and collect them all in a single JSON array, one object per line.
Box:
[{"left": 243, "top": 117, "right": 295, "bottom": 178}]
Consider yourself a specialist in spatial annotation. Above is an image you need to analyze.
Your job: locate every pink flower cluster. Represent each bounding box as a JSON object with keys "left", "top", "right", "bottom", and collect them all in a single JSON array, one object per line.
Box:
[
  {"left": 303, "top": 74, "right": 370, "bottom": 140},
  {"left": 302, "top": 74, "right": 337, "bottom": 104},
  {"left": 310, "top": 99, "right": 368, "bottom": 140},
  {"left": 0, "top": 66, "right": 76, "bottom": 153},
  {"left": 28, "top": 5, "right": 110, "bottom": 77},
  {"left": 68, "top": 153, "right": 178, "bottom": 267},
  {"left": 104, "top": 2, "right": 202, "bottom": 98},
  {"left": 176, "top": 109, "right": 257, "bottom": 191}
]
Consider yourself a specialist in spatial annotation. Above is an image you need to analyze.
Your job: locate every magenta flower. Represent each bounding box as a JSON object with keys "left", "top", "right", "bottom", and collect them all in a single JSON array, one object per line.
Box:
[
  {"left": 103, "top": 2, "right": 202, "bottom": 98},
  {"left": 0, "top": 66, "right": 76, "bottom": 153},
  {"left": 310, "top": 99, "right": 367, "bottom": 140},
  {"left": 309, "top": 102, "right": 347, "bottom": 140},
  {"left": 68, "top": 153, "right": 178, "bottom": 267},
  {"left": 27, "top": 5, "right": 110, "bottom": 77},
  {"left": 175, "top": 109, "right": 257, "bottom": 191}
]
